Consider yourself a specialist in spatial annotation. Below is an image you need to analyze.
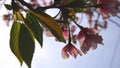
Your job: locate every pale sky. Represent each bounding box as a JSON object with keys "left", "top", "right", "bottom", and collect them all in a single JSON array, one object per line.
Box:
[{"left": 0, "top": 0, "right": 120, "bottom": 68}]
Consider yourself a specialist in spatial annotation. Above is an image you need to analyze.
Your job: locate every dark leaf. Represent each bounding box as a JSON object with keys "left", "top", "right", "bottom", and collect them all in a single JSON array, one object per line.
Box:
[
  {"left": 26, "top": 13, "right": 43, "bottom": 47},
  {"left": 10, "top": 22, "right": 23, "bottom": 65},
  {"left": 30, "top": 11, "right": 65, "bottom": 42},
  {"left": 4, "top": 4, "right": 13, "bottom": 10},
  {"left": 19, "top": 24, "right": 35, "bottom": 68}
]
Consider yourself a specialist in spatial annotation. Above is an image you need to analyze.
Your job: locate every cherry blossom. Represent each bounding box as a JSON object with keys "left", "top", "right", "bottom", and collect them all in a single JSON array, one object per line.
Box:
[
  {"left": 97, "top": 0, "right": 118, "bottom": 18},
  {"left": 61, "top": 43, "right": 82, "bottom": 59},
  {"left": 77, "top": 28, "right": 103, "bottom": 54},
  {"left": 62, "top": 30, "right": 69, "bottom": 40}
]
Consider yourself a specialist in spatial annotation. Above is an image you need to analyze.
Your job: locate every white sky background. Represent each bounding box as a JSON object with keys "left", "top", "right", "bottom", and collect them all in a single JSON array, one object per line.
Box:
[{"left": 0, "top": 0, "right": 120, "bottom": 68}]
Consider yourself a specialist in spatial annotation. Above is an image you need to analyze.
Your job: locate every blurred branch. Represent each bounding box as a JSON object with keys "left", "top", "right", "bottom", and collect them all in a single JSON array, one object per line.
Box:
[
  {"left": 108, "top": 18, "right": 120, "bottom": 28},
  {"left": 116, "top": 15, "right": 120, "bottom": 19},
  {"left": 18, "top": 0, "right": 34, "bottom": 11}
]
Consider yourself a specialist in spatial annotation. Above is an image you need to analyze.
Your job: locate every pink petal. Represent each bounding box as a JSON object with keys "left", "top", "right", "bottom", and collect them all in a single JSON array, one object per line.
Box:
[
  {"left": 62, "top": 30, "right": 69, "bottom": 40},
  {"left": 69, "top": 45, "right": 79, "bottom": 58},
  {"left": 91, "top": 42, "right": 97, "bottom": 50},
  {"left": 77, "top": 31, "right": 86, "bottom": 46},
  {"left": 61, "top": 48, "right": 69, "bottom": 59}
]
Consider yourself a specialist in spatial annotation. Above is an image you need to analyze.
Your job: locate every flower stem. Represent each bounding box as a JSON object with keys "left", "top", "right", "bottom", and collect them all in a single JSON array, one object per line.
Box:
[
  {"left": 68, "top": 24, "right": 71, "bottom": 44},
  {"left": 71, "top": 18, "right": 84, "bottom": 30},
  {"left": 109, "top": 18, "right": 120, "bottom": 28},
  {"left": 71, "top": 18, "right": 88, "bottom": 36}
]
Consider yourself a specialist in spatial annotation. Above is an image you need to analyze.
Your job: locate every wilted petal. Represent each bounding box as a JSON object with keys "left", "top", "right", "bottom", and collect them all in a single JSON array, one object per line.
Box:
[
  {"left": 91, "top": 42, "right": 97, "bottom": 50},
  {"left": 78, "top": 50, "right": 83, "bottom": 56},
  {"left": 62, "top": 48, "right": 69, "bottom": 59},
  {"left": 77, "top": 31, "right": 86, "bottom": 46},
  {"left": 61, "top": 43, "right": 81, "bottom": 59},
  {"left": 77, "top": 28, "right": 103, "bottom": 54},
  {"left": 89, "top": 34, "right": 103, "bottom": 44},
  {"left": 81, "top": 38, "right": 92, "bottom": 54},
  {"left": 69, "top": 45, "right": 79, "bottom": 58}
]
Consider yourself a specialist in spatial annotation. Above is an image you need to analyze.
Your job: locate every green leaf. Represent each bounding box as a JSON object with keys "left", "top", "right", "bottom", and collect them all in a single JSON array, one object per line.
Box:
[
  {"left": 19, "top": 24, "right": 35, "bottom": 68},
  {"left": 10, "top": 22, "right": 23, "bottom": 65},
  {"left": 4, "top": 4, "right": 13, "bottom": 10},
  {"left": 30, "top": 11, "right": 65, "bottom": 43},
  {"left": 14, "top": 11, "right": 23, "bottom": 21},
  {"left": 26, "top": 13, "right": 43, "bottom": 47}
]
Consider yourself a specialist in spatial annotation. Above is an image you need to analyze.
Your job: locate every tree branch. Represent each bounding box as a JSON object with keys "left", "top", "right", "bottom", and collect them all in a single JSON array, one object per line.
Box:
[{"left": 109, "top": 18, "right": 120, "bottom": 28}]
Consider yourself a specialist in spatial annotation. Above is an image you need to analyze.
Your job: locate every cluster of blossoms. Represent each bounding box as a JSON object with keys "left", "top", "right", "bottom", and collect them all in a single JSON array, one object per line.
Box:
[
  {"left": 35, "top": 0, "right": 119, "bottom": 59},
  {"left": 1, "top": 0, "right": 120, "bottom": 59},
  {"left": 61, "top": 27, "right": 103, "bottom": 59},
  {"left": 0, "top": 0, "right": 120, "bottom": 67}
]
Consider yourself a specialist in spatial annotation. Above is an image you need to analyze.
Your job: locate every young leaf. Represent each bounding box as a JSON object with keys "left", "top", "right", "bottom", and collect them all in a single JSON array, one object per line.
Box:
[
  {"left": 4, "top": 4, "right": 13, "bottom": 10},
  {"left": 26, "top": 13, "right": 43, "bottom": 47},
  {"left": 14, "top": 11, "right": 23, "bottom": 21},
  {"left": 18, "top": 24, "right": 35, "bottom": 68},
  {"left": 30, "top": 11, "right": 65, "bottom": 43},
  {"left": 10, "top": 22, "right": 23, "bottom": 65}
]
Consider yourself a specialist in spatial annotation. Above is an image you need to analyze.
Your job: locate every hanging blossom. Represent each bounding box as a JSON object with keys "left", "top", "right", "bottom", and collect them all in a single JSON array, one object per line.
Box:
[
  {"left": 77, "top": 28, "right": 103, "bottom": 54},
  {"left": 62, "top": 30, "right": 69, "bottom": 40},
  {"left": 62, "top": 26, "right": 76, "bottom": 41},
  {"left": 97, "top": 0, "right": 118, "bottom": 18},
  {"left": 61, "top": 43, "right": 82, "bottom": 59}
]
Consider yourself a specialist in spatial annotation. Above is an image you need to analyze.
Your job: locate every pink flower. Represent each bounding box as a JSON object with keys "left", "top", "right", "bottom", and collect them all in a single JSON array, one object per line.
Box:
[
  {"left": 61, "top": 43, "right": 82, "bottom": 59},
  {"left": 77, "top": 28, "right": 103, "bottom": 54},
  {"left": 62, "top": 30, "right": 69, "bottom": 41},
  {"left": 97, "top": 0, "right": 118, "bottom": 18}
]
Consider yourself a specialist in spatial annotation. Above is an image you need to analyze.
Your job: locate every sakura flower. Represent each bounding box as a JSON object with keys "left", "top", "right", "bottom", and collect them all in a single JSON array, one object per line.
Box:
[
  {"left": 97, "top": 0, "right": 118, "bottom": 18},
  {"left": 77, "top": 28, "right": 103, "bottom": 54},
  {"left": 62, "top": 30, "right": 69, "bottom": 40},
  {"left": 61, "top": 43, "right": 82, "bottom": 59},
  {"left": 62, "top": 28, "right": 74, "bottom": 41}
]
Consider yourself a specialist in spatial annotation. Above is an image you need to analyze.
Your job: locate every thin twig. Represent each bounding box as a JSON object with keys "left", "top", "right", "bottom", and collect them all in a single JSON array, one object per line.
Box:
[
  {"left": 53, "top": 10, "right": 61, "bottom": 18},
  {"left": 108, "top": 18, "right": 120, "bottom": 28},
  {"left": 71, "top": 18, "right": 84, "bottom": 30},
  {"left": 116, "top": 15, "right": 120, "bottom": 19}
]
